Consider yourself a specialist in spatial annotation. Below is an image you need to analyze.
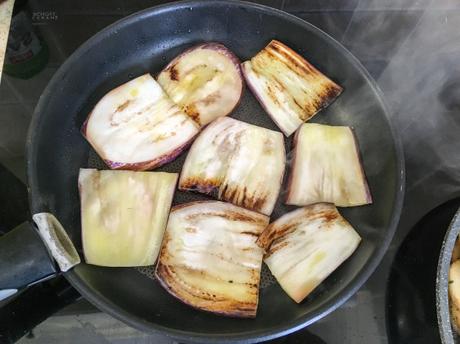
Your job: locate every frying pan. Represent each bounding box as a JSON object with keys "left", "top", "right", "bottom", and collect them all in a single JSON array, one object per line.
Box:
[
  {"left": 0, "top": 1, "right": 404, "bottom": 342},
  {"left": 437, "top": 205, "right": 460, "bottom": 343}
]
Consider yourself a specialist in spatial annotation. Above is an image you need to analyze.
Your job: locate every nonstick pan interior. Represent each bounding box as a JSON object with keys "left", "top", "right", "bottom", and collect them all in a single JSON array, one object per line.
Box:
[{"left": 27, "top": 1, "right": 404, "bottom": 342}]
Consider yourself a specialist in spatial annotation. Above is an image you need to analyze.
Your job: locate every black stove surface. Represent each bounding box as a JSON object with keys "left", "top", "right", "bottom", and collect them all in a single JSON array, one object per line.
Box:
[
  {"left": 387, "top": 198, "right": 460, "bottom": 344},
  {"left": 1, "top": 0, "right": 460, "bottom": 343}
]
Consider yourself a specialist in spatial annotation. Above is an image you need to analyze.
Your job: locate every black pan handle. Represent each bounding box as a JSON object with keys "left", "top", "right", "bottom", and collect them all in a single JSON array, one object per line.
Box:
[
  {"left": 0, "top": 277, "right": 81, "bottom": 343},
  {"left": 0, "top": 221, "right": 57, "bottom": 300},
  {"left": 0, "top": 222, "right": 82, "bottom": 343}
]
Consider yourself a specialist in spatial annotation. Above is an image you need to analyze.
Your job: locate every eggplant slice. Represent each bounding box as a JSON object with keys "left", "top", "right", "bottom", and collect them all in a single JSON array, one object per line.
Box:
[
  {"left": 82, "top": 74, "right": 199, "bottom": 171},
  {"left": 179, "top": 117, "right": 286, "bottom": 216},
  {"left": 155, "top": 201, "right": 269, "bottom": 317},
  {"left": 79, "top": 168, "right": 177, "bottom": 267},
  {"left": 286, "top": 123, "right": 372, "bottom": 207},
  {"left": 257, "top": 203, "right": 361, "bottom": 303},
  {"left": 242, "top": 40, "right": 343, "bottom": 136},
  {"left": 450, "top": 260, "right": 460, "bottom": 332},
  {"left": 157, "top": 43, "right": 243, "bottom": 126}
]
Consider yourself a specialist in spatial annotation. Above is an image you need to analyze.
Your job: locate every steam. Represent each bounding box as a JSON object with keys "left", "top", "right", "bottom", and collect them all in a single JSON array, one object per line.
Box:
[
  {"left": 375, "top": 4, "right": 460, "bottom": 207},
  {"left": 335, "top": 1, "right": 460, "bottom": 215},
  {"left": 306, "top": 5, "right": 460, "bottom": 343}
]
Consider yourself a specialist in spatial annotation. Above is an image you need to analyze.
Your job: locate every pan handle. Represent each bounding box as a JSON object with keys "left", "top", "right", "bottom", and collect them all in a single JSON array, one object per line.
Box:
[
  {"left": 0, "top": 221, "right": 82, "bottom": 343},
  {"left": 0, "top": 221, "right": 57, "bottom": 300},
  {"left": 0, "top": 277, "right": 81, "bottom": 343}
]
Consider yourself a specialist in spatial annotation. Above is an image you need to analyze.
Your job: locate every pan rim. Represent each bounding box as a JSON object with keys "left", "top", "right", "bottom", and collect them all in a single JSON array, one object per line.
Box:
[
  {"left": 437, "top": 205, "right": 460, "bottom": 344},
  {"left": 26, "top": 0, "right": 405, "bottom": 342}
]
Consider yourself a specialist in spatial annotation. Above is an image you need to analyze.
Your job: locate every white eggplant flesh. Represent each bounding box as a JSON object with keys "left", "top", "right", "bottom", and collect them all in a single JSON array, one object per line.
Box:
[
  {"left": 452, "top": 237, "right": 460, "bottom": 263},
  {"left": 179, "top": 117, "right": 285, "bottom": 216},
  {"left": 450, "top": 260, "right": 460, "bottom": 332},
  {"left": 79, "top": 168, "right": 177, "bottom": 267},
  {"left": 83, "top": 74, "right": 199, "bottom": 170},
  {"left": 157, "top": 43, "right": 243, "bottom": 126},
  {"left": 257, "top": 203, "right": 361, "bottom": 303},
  {"left": 155, "top": 201, "right": 269, "bottom": 317},
  {"left": 286, "top": 123, "right": 372, "bottom": 207},
  {"left": 242, "top": 40, "right": 343, "bottom": 136},
  {"left": 450, "top": 260, "right": 460, "bottom": 310},
  {"left": 451, "top": 302, "right": 460, "bottom": 334}
]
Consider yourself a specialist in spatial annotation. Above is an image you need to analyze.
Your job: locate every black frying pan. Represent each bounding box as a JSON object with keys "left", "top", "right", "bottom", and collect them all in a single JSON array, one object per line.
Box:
[
  {"left": 2, "top": 1, "right": 404, "bottom": 342},
  {"left": 437, "top": 205, "right": 460, "bottom": 344}
]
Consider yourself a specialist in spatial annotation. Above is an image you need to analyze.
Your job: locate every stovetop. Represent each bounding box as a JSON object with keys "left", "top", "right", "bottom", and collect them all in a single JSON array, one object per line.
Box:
[{"left": 1, "top": 0, "right": 460, "bottom": 343}]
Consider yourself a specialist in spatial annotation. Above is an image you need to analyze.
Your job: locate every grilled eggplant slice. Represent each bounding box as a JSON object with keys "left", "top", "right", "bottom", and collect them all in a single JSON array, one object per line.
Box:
[
  {"left": 157, "top": 43, "right": 243, "bottom": 126},
  {"left": 286, "top": 123, "right": 372, "bottom": 207},
  {"left": 452, "top": 236, "right": 460, "bottom": 263},
  {"left": 450, "top": 260, "right": 460, "bottom": 308},
  {"left": 450, "top": 260, "right": 460, "bottom": 332},
  {"left": 179, "top": 117, "right": 285, "bottom": 216},
  {"left": 79, "top": 168, "right": 177, "bottom": 267},
  {"left": 257, "top": 203, "right": 361, "bottom": 303},
  {"left": 242, "top": 40, "right": 343, "bottom": 136},
  {"left": 155, "top": 201, "right": 269, "bottom": 317},
  {"left": 451, "top": 302, "right": 460, "bottom": 334},
  {"left": 82, "top": 74, "right": 199, "bottom": 170}
]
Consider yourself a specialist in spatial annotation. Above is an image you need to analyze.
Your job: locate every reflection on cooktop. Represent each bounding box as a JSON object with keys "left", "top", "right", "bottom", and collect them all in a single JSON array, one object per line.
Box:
[{"left": 386, "top": 198, "right": 460, "bottom": 344}]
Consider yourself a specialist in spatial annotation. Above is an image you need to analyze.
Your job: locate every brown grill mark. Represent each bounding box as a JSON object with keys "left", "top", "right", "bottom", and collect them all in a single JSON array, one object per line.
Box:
[
  {"left": 301, "top": 210, "right": 340, "bottom": 223},
  {"left": 238, "top": 186, "right": 249, "bottom": 205},
  {"left": 109, "top": 100, "right": 134, "bottom": 127},
  {"left": 185, "top": 211, "right": 261, "bottom": 224},
  {"left": 169, "top": 64, "right": 179, "bottom": 81},
  {"left": 226, "top": 187, "right": 239, "bottom": 204},
  {"left": 179, "top": 177, "right": 220, "bottom": 195},
  {"left": 157, "top": 232, "right": 172, "bottom": 259},
  {"left": 317, "top": 84, "right": 343, "bottom": 110},
  {"left": 221, "top": 185, "right": 267, "bottom": 214},
  {"left": 281, "top": 55, "right": 311, "bottom": 77},
  {"left": 292, "top": 97, "right": 304, "bottom": 111},
  {"left": 266, "top": 85, "right": 280, "bottom": 106},
  {"left": 222, "top": 211, "right": 259, "bottom": 223},
  {"left": 266, "top": 42, "right": 313, "bottom": 77},
  {"left": 249, "top": 196, "right": 266, "bottom": 213},
  {"left": 271, "top": 75, "right": 286, "bottom": 92},
  {"left": 116, "top": 99, "right": 131, "bottom": 112},
  {"left": 258, "top": 206, "right": 342, "bottom": 250},
  {"left": 219, "top": 183, "right": 229, "bottom": 198},
  {"left": 240, "top": 231, "right": 259, "bottom": 237},
  {"left": 298, "top": 108, "right": 316, "bottom": 121},
  {"left": 265, "top": 240, "right": 289, "bottom": 259},
  {"left": 183, "top": 104, "right": 200, "bottom": 124},
  {"left": 322, "top": 210, "right": 339, "bottom": 223},
  {"left": 259, "top": 221, "right": 299, "bottom": 249}
]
